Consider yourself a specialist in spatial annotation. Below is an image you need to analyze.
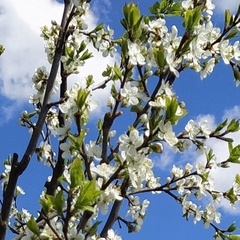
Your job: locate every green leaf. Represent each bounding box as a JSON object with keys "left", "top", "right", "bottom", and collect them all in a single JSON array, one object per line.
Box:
[
  {"left": 220, "top": 162, "right": 230, "bottom": 168},
  {"left": 191, "top": 7, "right": 201, "bottom": 29},
  {"left": 178, "top": 35, "right": 196, "bottom": 55},
  {"left": 149, "top": 2, "right": 161, "bottom": 15},
  {"left": 225, "top": 9, "right": 232, "bottom": 27},
  {"left": 224, "top": 29, "right": 239, "bottom": 40},
  {"left": 229, "top": 235, "right": 240, "bottom": 240},
  {"left": 228, "top": 144, "right": 240, "bottom": 164},
  {"left": 227, "top": 119, "right": 240, "bottom": 132},
  {"left": 75, "top": 88, "right": 90, "bottom": 109},
  {"left": 214, "top": 119, "right": 228, "bottom": 134},
  {"left": 54, "top": 190, "right": 65, "bottom": 215},
  {"left": 121, "top": 2, "right": 142, "bottom": 40},
  {"left": 78, "top": 129, "right": 88, "bottom": 148},
  {"left": 235, "top": 174, "right": 240, "bottom": 185},
  {"left": 122, "top": 2, "right": 141, "bottom": 28},
  {"left": 113, "top": 63, "right": 122, "bottom": 80},
  {"left": 102, "top": 65, "right": 112, "bottom": 77},
  {"left": 165, "top": 97, "right": 183, "bottom": 124},
  {"left": 26, "top": 216, "right": 40, "bottom": 236},
  {"left": 67, "top": 46, "right": 75, "bottom": 59},
  {"left": 88, "top": 221, "right": 102, "bottom": 236},
  {"left": 80, "top": 49, "right": 93, "bottom": 61},
  {"left": 233, "top": 67, "right": 240, "bottom": 82},
  {"left": 168, "top": 2, "right": 182, "bottom": 16},
  {"left": 39, "top": 195, "right": 53, "bottom": 214},
  {"left": 70, "top": 158, "right": 84, "bottom": 190},
  {"left": 206, "top": 149, "right": 214, "bottom": 162},
  {"left": 97, "top": 119, "right": 103, "bottom": 131},
  {"left": 78, "top": 40, "right": 86, "bottom": 53},
  {"left": 220, "top": 137, "right": 234, "bottom": 143},
  {"left": 129, "top": 3, "right": 141, "bottom": 27},
  {"left": 86, "top": 75, "right": 94, "bottom": 88},
  {"left": 225, "top": 187, "right": 238, "bottom": 204},
  {"left": 149, "top": 1, "right": 182, "bottom": 17},
  {"left": 153, "top": 45, "right": 165, "bottom": 71},
  {"left": 93, "top": 23, "right": 104, "bottom": 32},
  {"left": 184, "top": 7, "right": 201, "bottom": 32},
  {"left": 227, "top": 222, "right": 238, "bottom": 233},
  {"left": 75, "top": 180, "right": 102, "bottom": 211}
]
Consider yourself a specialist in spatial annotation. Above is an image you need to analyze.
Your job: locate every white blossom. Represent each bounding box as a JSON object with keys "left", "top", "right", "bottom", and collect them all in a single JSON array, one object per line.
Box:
[
  {"left": 107, "top": 229, "right": 122, "bottom": 240},
  {"left": 185, "top": 120, "right": 199, "bottom": 140},
  {"left": 127, "top": 41, "right": 145, "bottom": 66},
  {"left": 119, "top": 129, "right": 144, "bottom": 155},
  {"left": 120, "top": 82, "right": 140, "bottom": 106},
  {"left": 158, "top": 121, "right": 178, "bottom": 146},
  {"left": 86, "top": 141, "right": 102, "bottom": 161}
]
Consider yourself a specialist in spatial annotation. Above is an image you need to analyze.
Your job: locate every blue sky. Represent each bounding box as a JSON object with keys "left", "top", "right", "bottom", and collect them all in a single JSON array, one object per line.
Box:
[{"left": 0, "top": 0, "right": 240, "bottom": 239}]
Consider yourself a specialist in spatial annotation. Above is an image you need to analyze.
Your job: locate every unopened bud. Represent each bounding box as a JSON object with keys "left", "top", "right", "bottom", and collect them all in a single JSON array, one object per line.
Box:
[{"left": 150, "top": 142, "right": 163, "bottom": 153}]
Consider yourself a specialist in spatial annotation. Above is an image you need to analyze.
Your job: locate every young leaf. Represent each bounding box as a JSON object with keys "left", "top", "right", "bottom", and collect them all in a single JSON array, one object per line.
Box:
[
  {"left": 165, "top": 97, "right": 178, "bottom": 124},
  {"left": 233, "top": 67, "right": 240, "bottom": 82},
  {"left": 113, "top": 63, "right": 123, "bottom": 80},
  {"left": 225, "top": 9, "right": 232, "bottom": 27},
  {"left": 214, "top": 119, "right": 228, "bottom": 134},
  {"left": 227, "top": 119, "right": 240, "bottom": 132},
  {"left": 26, "top": 216, "right": 40, "bottom": 236},
  {"left": 88, "top": 221, "right": 102, "bottom": 236},
  {"left": 184, "top": 7, "right": 201, "bottom": 32},
  {"left": 225, "top": 187, "right": 238, "bottom": 204},
  {"left": 235, "top": 174, "right": 240, "bottom": 185},
  {"left": 39, "top": 195, "right": 53, "bottom": 214},
  {"left": 227, "top": 222, "right": 238, "bottom": 233},
  {"left": 54, "top": 190, "right": 65, "bottom": 215},
  {"left": 228, "top": 144, "right": 240, "bottom": 164},
  {"left": 229, "top": 235, "right": 240, "bottom": 240},
  {"left": 153, "top": 44, "right": 165, "bottom": 71},
  {"left": 224, "top": 29, "right": 239, "bottom": 40},
  {"left": 75, "top": 180, "right": 102, "bottom": 211},
  {"left": 70, "top": 158, "right": 84, "bottom": 190}
]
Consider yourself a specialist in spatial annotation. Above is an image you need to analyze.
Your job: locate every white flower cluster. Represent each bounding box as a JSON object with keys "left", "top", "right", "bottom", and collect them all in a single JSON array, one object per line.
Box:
[
  {"left": 29, "top": 66, "right": 61, "bottom": 105},
  {"left": 140, "top": 0, "right": 240, "bottom": 80},
  {"left": 95, "top": 26, "right": 117, "bottom": 58},
  {"left": 182, "top": 0, "right": 215, "bottom": 16},
  {"left": 120, "top": 82, "right": 140, "bottom": 107},
  {"left": 119, "top": 129, "right": 160, "bottom": 190},
  {"left": 41, "top": 21, "right": 60, "bottom": 64},
  {"left": 126, "top": 196, "right": 150, "bottom": 232},
  {"left": 185, "top": 119, "right": 212, "bottom": 140},
  {"left": 169, "top": 159, "right": 222, "bottom": 227},
  {"left": 127, "top": 41, "right": 145, "bottom": 66}
]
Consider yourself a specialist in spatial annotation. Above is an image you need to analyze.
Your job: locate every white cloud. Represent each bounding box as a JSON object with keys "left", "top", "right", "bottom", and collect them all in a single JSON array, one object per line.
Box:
[
  {"left": 0, "top": 0, "right": 118, "bottom": 113},
  {"left": 92, "top": 0, "right": 111, "bottom": 22},
  {"left": 0, "top": 0, "right": 63, "bottom": 100},
  {"left": 214, "top": 0, "right": 239, "bottom": 13},
  {"left": 0, "top": 102, "right": 17, "bottom": 125}
]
